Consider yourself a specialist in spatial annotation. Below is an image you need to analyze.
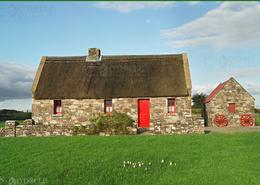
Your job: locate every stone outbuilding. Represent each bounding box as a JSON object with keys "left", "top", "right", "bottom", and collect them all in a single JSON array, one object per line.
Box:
[
  {"left": 204, "top": 77, "right": 255, "bottom": 127},
  {"left": 31, "top": 48, "right": 204, "bottom": 134}
]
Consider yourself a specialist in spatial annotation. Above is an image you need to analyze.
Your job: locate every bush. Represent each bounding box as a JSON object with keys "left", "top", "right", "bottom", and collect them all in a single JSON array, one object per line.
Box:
[
  {"left": 91, "top": 112, "right": 134, "bottom": 134},
  {"left": 192, "top": 108, "right": 202, "bottom": 115},
  {"left": 255, "top": 108, "right": 260, "bottom": 114},
  {"left": 73, "top": 124, "right": 97, "bottom": 135}
]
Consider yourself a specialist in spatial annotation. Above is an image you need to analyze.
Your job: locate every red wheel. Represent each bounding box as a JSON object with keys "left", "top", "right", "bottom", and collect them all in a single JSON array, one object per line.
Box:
[
  {"left": 214, "top": 114, "right": 228, "bottom": 127},
  {"left": 240, "top": 114, "right": 254, "bottom": 127}
]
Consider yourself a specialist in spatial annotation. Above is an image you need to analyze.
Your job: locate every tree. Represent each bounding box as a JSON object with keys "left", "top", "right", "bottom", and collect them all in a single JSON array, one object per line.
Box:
[{"left": 192, "top": 93, "right": 207, "bottom": 109}]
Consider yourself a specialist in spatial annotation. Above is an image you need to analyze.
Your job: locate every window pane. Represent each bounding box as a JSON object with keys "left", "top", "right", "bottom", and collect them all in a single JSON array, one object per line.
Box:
[
  {"left": 167, "top": 98, "right": 175, "bottom": 113},
  {"left": 105, "top": 99, "right": 112, "bottom": 106},
  {"left": 105, "top": 99, "right": 112, "bottom": 113},
  {"left": 54, "top": 100, "right": 62, "bottom": 115}
]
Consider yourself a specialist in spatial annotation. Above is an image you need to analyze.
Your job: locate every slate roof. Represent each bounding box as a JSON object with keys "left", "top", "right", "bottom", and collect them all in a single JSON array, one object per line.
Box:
[
  {"left": 204, "top": 81, "right": 228, "bottom": 104},
  {"left": 204, "top": 77, "right": 255, "bottom": 104}
]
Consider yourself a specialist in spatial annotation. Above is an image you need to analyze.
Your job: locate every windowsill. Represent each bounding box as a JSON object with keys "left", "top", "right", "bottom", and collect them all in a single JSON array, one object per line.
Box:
[{"left": 52, "top": 114, "right": 63, "bottom": 117}]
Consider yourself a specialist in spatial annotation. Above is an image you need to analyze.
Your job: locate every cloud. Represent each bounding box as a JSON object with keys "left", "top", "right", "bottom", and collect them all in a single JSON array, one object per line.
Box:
[
  {"left": 192, "top": 84, "right": 218, "bottom": 95},
  {"left": 94, "top": 2, "right": 175, "bottom": 13},
  {"left": 0, "top": 62, "right": 35, "bottom": 101},
  {"left": 217, "top": 68, "right": 260, "bottom": 79},
  {"left": 0, "top": 98, "right": 32, "bottom": 111},
  {"left": 187, "top": 2, "right": 201, "bottom": 6},
  {"left": 244, "top": 81, "right": 260, "bottom": 95},
  {"left": 161, "top": 2, "right": 260, "bottom": 48},
  {"left": 231, "top": 68, "right": 260, "bottom": 78},
  {"left": 193, "top": 81, "right": 260, "bottom": 95}
]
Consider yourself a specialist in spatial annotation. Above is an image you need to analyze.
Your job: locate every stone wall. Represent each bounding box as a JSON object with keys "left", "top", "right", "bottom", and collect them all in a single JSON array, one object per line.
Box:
[
  {"left": 0, "top": 120, "right": 137, "bottom": 137},
  {"left": 32, "top": 99, "right": 104, "bottom": 126},
  {"left": 32, "top": 96, "right": 204, "bottom": 134},
  {"left": 205, "top": 78, "right": 255, "bottom": 127}
]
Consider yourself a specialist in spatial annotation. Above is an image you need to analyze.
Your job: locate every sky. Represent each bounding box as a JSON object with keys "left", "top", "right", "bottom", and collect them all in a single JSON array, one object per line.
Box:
[{"left": 0, "top": 2, "right": 260, "bottom": 111}]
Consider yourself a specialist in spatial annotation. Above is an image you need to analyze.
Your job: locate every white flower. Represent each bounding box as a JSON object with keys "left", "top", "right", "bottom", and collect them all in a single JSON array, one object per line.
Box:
[
  {"left": 139, "top": 163, "right": 141, "bottom": 167},
  {"left": 145, "top": 167, "right": 148, "bottom": 171},
  {"left": 169, "top": 162, "right": 172, "bottom": 166},
  {"left": 148, "top": 162, "right": 151, "bottom": 165},
  {"left": 174, "top": 163, "right": 177, "bottom": 166},
  {"left": 161, "top": 159, "right": 164, "bottom": 163}
]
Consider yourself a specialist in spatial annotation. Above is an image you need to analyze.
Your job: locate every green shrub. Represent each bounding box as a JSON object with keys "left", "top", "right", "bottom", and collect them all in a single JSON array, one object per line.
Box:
[
  {"left": 192, "top": 108, "right": 202, "bottom": 115},
  {"left": 255, "top": 108, "right": 260, "bottom": 114},
  {"left": 73, "top": 124, "right": 97, "bottom": 135},
  {"left": 91, "top": 112, "right": 134, "bottom": 134}
]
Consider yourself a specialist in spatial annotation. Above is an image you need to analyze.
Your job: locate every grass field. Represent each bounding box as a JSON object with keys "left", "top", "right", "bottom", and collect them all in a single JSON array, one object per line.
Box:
[
  {"left": 0, "top": 120, "right": 24, "bottom": 128},
  {"left": 256, "top": 113, "right": 260, "bottom": 126},
  {"left": 0, "top": 121, "right": 4, "bottom": 128},
  {"left": 0, "top": 134, "right": 260, "bottom": 185}
]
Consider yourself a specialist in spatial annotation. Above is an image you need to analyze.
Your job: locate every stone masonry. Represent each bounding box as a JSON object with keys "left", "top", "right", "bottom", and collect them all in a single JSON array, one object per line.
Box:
[
  {"left": 32, "top": 96, "right": 204, "bottom": 134},
  {"left": 205, "top": 78, "right": 255, "bottom": 127}
]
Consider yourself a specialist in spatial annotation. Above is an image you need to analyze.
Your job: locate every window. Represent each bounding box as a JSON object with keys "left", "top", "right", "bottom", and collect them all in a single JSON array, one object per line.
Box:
[
  {"left": 54, "top": 100, "right": 62, "bottom": 115},
  {"left": 104, "top": 99, "right": 112, "bottom": 113},
  {"left": 228, "top": 103, "right": 236, "bottom": 113},
  {"left": 167, "top": 98, "right": 176, "bottom": 114}
]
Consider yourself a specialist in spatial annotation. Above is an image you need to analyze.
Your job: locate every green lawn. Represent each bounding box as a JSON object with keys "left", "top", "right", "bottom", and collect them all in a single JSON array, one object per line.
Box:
[
  {"left": 256, "top": 113, "right": 260, "bottom": 126},
  {"left": 0, "top": 121, "right": 4, "bottom": 128},
  {"left": 0, "top": 120, "right": 25, "bottom": 128},
  {"left": 0, "top": 134, "right": 260, "bottom": 185}
]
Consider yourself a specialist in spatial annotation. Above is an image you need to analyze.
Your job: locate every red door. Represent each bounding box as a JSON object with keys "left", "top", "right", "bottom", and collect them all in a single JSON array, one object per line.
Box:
[{"left": 138, "top": 99, "right": 150, "bottom": 128}]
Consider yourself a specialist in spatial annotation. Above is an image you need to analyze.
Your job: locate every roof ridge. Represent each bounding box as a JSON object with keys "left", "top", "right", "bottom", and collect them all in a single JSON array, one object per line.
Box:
[{"left": 204, "top": 81, "right": 227, "bottom": 104}]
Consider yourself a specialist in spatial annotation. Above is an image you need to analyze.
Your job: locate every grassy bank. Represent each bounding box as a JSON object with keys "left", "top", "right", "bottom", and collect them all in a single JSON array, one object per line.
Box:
[{"left": 0, "top": 134, "right": 260, "bottom": 185}]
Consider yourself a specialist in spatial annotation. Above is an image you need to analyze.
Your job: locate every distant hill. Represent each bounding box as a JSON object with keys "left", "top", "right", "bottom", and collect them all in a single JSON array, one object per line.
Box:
[{"left": 0, "top": 109, "right": 31, "bottom": 121}]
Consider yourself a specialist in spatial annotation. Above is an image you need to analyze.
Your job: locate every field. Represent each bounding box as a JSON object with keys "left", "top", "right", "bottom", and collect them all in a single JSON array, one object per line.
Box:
[
  {"left": 256, "top": 113, "right": 260, "bottom": 125},
  {"left": 0, "top": 133, "right": 260, "bottom": 185},
  {"left": 0, "top": 120, "right": 24, "bottom": 128},
  {"left": 0, "top": 121, "right": 4, "bottom": 128}
]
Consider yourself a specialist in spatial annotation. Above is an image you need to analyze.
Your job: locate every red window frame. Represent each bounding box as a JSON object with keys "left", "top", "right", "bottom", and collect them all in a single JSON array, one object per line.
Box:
[
  {"left": 54, "top": 100, "right": 62, "bottom": 115},
  {"left": 228, "top": 103, "right": 236, "bottom": 113},
  {"left": 104, "top": 99, "right": 112, "bottom": 114},
  {"left": 167, "top": 98, "right": 176, "bottom": 114}
]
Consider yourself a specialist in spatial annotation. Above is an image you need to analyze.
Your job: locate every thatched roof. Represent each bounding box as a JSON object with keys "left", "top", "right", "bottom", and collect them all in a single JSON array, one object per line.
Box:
[{"left": 32, "top": 54, "right": 192, "bottom": 99}]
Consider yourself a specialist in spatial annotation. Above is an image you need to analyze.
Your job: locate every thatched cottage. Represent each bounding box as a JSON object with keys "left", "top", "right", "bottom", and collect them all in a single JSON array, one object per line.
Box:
[
  {"left": 32, "top": 48, "right": 203, "bottom": 134},
  {"left": 204, "top": 77, "right": 255, "bottom": 127}
]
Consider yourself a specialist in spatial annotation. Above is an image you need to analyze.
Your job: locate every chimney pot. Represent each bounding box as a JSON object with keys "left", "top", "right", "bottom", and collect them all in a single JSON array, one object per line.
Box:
[{"left": 87, "top": 48, "right": 101, "bottom": 61}]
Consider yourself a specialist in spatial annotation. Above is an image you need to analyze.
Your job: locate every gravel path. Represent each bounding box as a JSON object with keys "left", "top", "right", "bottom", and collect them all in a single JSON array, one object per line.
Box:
[{"left": 205, "top": 126, "right": 260, "bottom": 133}]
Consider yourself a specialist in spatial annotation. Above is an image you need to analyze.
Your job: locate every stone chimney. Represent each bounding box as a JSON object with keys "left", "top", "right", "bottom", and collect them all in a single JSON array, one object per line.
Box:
[{"left": 86, "top": 48, "right": 101, "bottom": 61}]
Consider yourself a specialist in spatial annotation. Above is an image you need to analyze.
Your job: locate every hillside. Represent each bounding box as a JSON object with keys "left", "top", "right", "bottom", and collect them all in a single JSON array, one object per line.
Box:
[{"left": 0, "top": 109, "right": 31, "bottom": 121}]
